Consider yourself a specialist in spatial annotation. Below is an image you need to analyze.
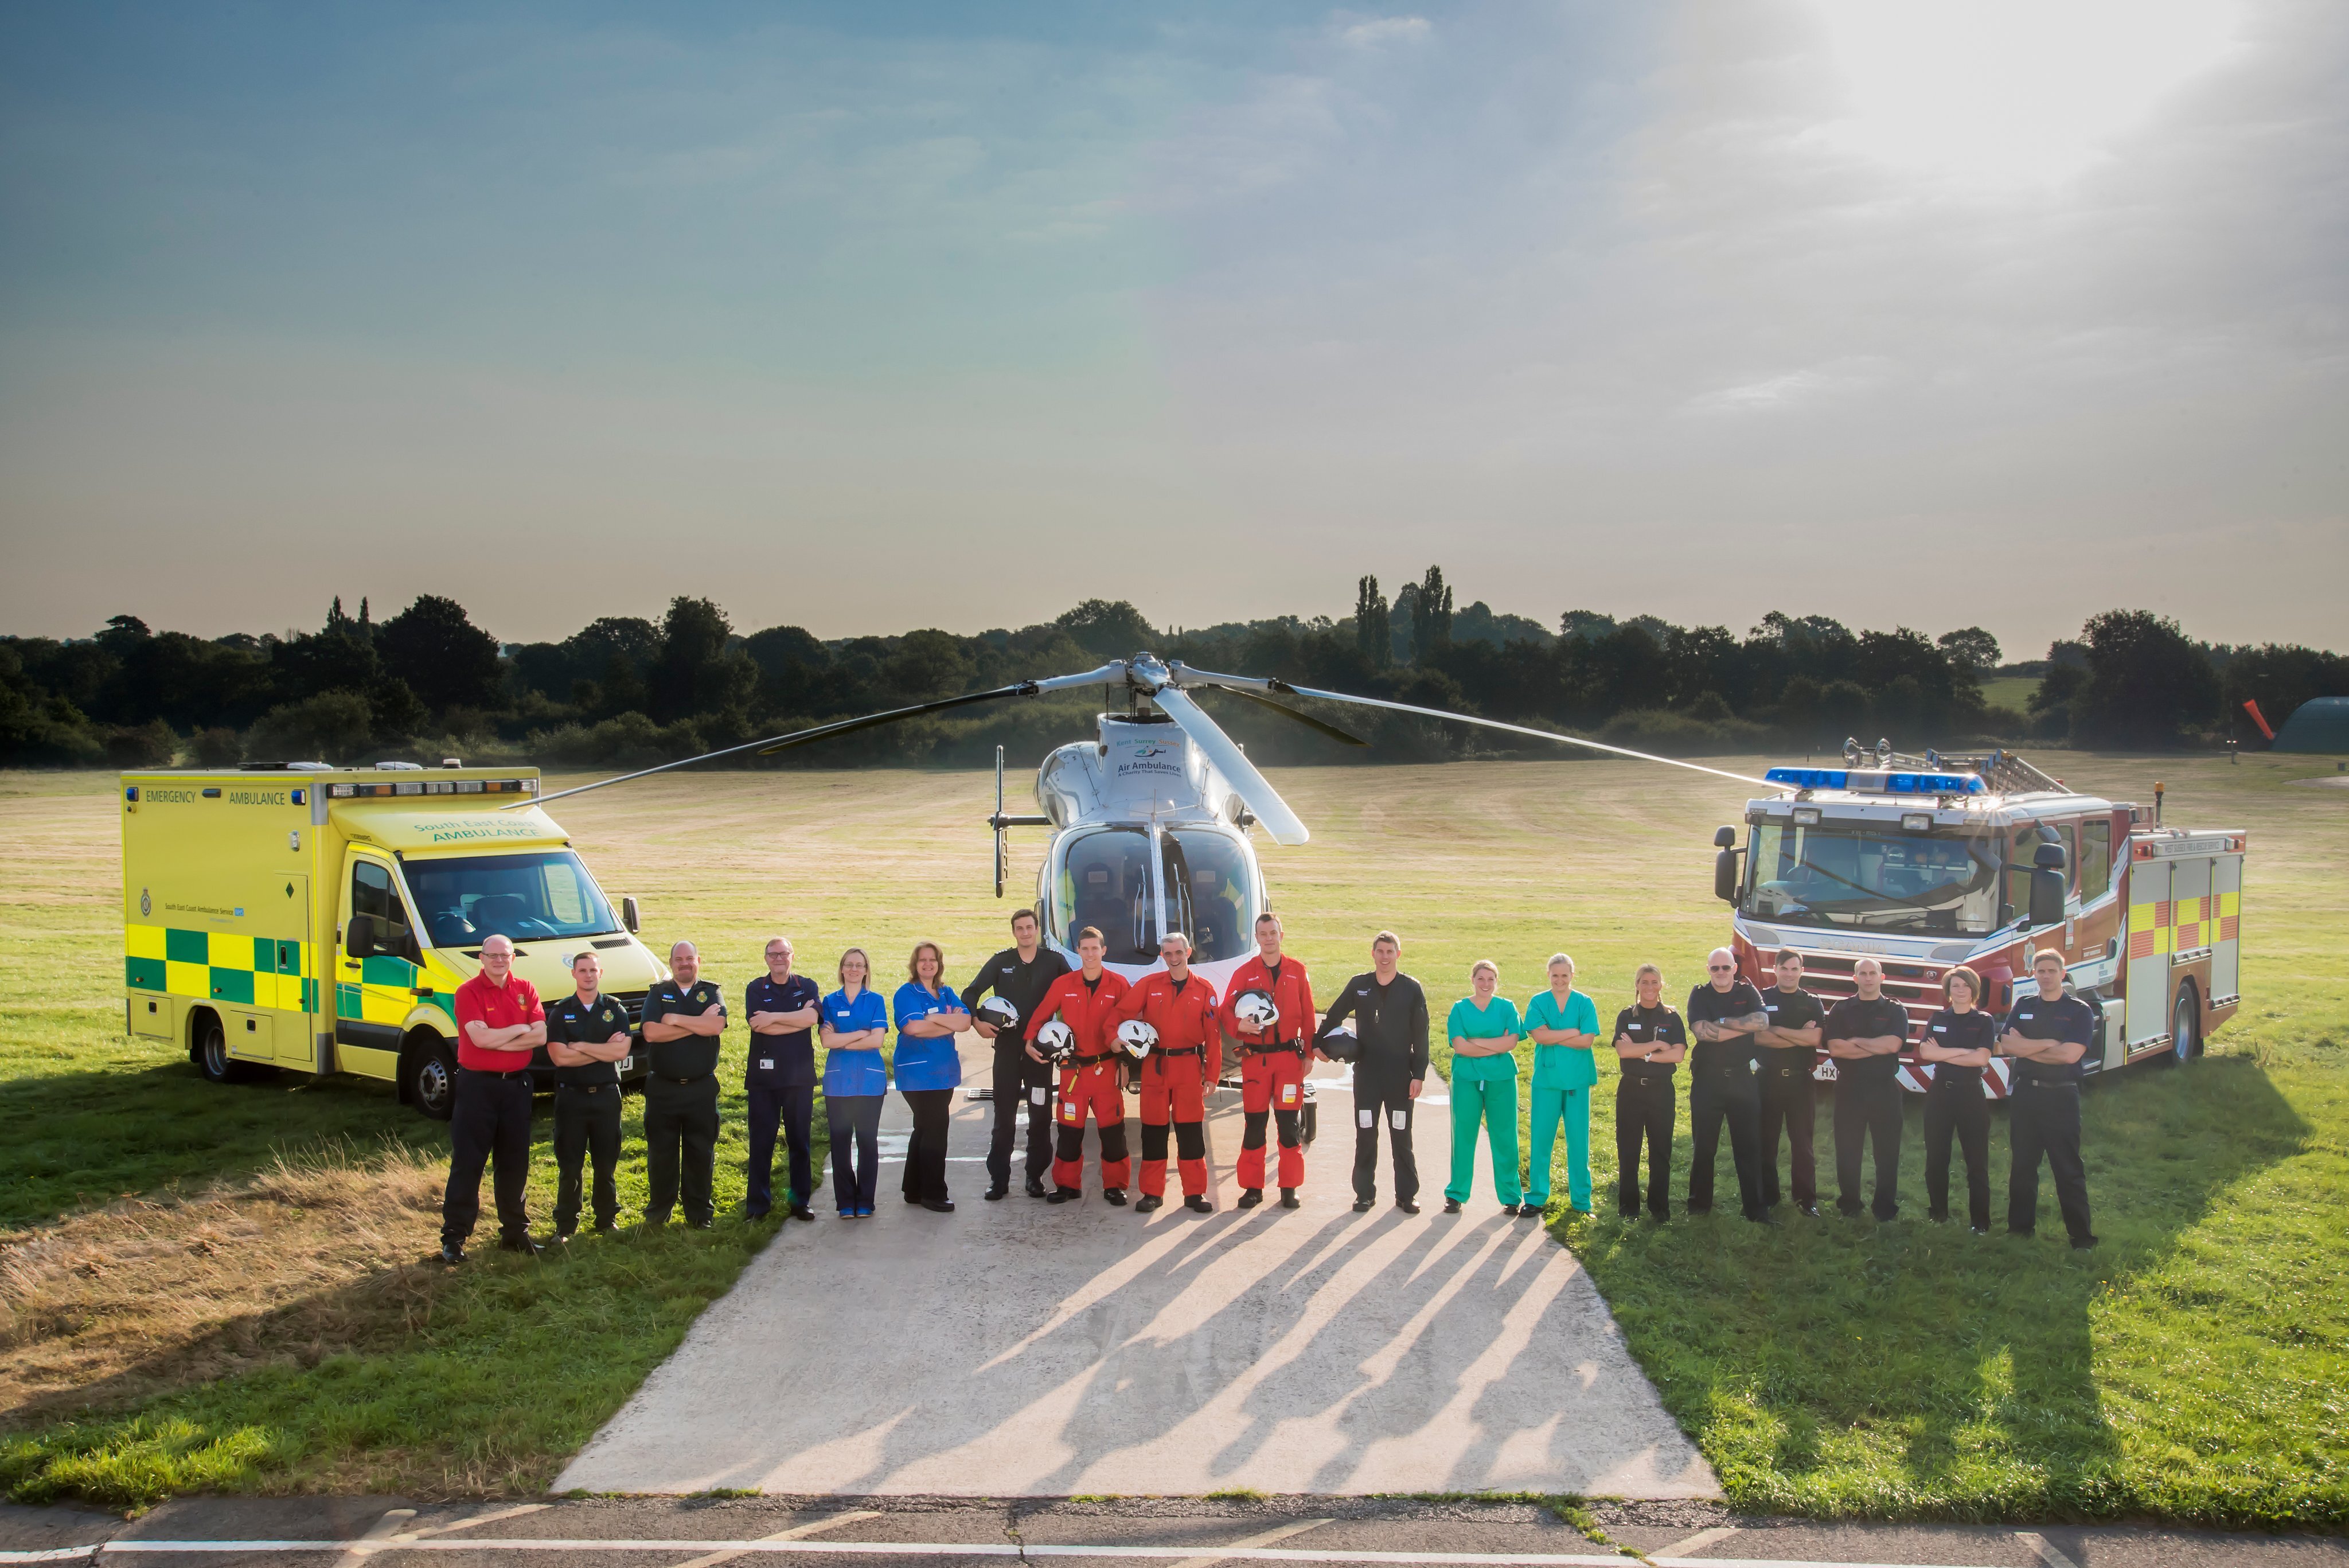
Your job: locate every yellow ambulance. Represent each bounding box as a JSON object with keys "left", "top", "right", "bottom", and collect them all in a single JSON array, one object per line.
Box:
[{"left": 120, "top": 762, "right": 668, "bottom": 1119}]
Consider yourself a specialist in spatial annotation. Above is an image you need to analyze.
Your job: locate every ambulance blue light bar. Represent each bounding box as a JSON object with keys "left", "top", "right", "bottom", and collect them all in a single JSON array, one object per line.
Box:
[{"left": 1764, "top": 767, "right": 1985, "bottom": 795}]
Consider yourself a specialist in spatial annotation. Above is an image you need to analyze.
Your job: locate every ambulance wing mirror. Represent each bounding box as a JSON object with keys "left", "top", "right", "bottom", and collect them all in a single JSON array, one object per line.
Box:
[
  {"left": 621, "top": 896, "right": 641, "bottom": 934},
  {"left": 2028, "top": 842, "right": 2068, "bottom": 928},
  {"left": 346, "top": 914, "right": 385, "bottom": 959},
  {"left": 1712, "top": 826, "right": 1742, "bottom": 904}
]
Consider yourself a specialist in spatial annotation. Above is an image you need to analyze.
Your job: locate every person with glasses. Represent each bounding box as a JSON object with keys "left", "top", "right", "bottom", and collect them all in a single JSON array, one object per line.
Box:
[
  {"left": 744, "top": 935, "right": 822, "bottom": 1223},
  {"left": 1685, "top": 947, "right": 1771, "bottom": 1223}
]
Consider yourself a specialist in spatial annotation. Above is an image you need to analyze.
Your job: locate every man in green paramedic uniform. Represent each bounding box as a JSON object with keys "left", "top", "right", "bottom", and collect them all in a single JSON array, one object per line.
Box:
[{"left": 1521, "top": 952, "right": 1601, "bottom": 1215}]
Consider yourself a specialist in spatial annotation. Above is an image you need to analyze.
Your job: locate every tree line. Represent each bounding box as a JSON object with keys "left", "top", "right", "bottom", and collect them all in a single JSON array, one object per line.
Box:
[{"left": 2, "top": 568, "right": 2340, "bottom": 770}]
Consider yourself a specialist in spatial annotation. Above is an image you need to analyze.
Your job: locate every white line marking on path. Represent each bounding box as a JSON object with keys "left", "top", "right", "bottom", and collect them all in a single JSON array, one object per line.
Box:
[
  {"left": 1650, "top": 1526, "right": 1738, "bottom": 1559},
  {"left": 2014, "top": 1534, "right": 2081, "bottom": 1568},
  {"left": 1163, "top": 1518, "right": 1333, "bottom": 1568},
  {"left": 673, "top": 1510, "right": 884, "bottom": 1568}
]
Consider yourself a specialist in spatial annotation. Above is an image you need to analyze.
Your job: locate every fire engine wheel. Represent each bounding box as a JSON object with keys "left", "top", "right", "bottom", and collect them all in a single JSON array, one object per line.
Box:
[
  {"left": 405, "top": 1036, "right": 460, "bottom": 1122},
  {"left": 194, "top": 1016, "right": 251, "bottom": 1085},
  {"left": 2171, "top": 982, "right": 2201, "bottom": 1065}
]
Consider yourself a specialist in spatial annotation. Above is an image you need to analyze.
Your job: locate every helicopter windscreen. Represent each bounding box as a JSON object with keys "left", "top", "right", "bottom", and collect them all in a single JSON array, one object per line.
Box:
[
  {"left": 1053, "top": 826, "right": 1160, "bottom": 965},
  {"left": 1160, "top": 829, "right": 1254, "bottom": 963}
]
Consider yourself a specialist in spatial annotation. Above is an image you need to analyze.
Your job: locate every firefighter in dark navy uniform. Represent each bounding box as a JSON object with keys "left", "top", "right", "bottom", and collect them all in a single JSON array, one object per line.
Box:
[
  {"left": 959, "top": 909, "right": 1074, "bottom": 1200},
  {"left": 544, "top": 950, "right": 633, "bottom": 1240},
  {"left": 1999, "top": 947, "right": 2098, "bottom": 1248},
  {"left": 744, "top": 935, "right": 822, "bottom": 1223},
  {"left": 638, "top": 940, "right": 728, "bottom": 1229}
]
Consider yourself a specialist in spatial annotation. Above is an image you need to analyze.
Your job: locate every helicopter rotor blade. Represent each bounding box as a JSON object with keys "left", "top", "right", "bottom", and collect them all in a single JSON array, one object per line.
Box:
[
  {"left": 1147, "top": 684, "right": 1311, "bottom": 845},
  {"left": 1190, "top": 684, "right": 1369, "bottom": 747},
  {"left": 1170, "top": 664, "right": 1772, "bottom": 788},
  {"left": 519, "top": 661, "right": 1129, "bottom": 809}
]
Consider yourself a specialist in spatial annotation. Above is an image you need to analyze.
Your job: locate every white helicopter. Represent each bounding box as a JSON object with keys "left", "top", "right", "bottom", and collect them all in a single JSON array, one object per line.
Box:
[{"left": 528, "top": 651, "right": 1765, "bottom": 993}]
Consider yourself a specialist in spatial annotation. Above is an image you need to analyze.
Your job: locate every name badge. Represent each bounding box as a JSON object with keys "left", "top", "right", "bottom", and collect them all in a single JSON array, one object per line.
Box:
[
  {"left": 759, "top": 1058, "right": 774, "bottom": 1070},
  {"left": 1933, "top": 1025, "right": 1947, "bottom": 1033}
]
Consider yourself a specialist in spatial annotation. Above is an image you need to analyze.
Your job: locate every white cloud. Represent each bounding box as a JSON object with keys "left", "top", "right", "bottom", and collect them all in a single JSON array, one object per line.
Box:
[{"left": 1339, "top": 15, "right": 1431, "bottom": 49}]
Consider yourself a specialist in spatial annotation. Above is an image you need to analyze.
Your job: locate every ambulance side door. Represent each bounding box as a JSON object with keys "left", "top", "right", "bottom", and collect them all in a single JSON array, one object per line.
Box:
[{"left": 336, "top": 852, "right": 422, "bottom": 1058}]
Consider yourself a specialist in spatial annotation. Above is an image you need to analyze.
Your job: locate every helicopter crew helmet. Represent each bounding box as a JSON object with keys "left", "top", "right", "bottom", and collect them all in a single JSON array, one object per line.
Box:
[
  {"left": 1316, "top": 1017, "right": 1360, "bottom": 1062},
  {"left": 1035, "top": 1018, "right": 1078, "bottom": 1064},
  {"left": 1117, "top": 1019, "right": 1159, "bottom": 1058},
  {"left": 977, "top": 995, "right": 1022, "bottom": 1032},
  {"left": 1232, "top": 990, "right": 1279, "bottom": 1032}
]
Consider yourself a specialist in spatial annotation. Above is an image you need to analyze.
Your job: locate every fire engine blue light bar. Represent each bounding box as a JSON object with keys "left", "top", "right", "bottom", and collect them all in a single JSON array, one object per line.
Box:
[{"left": 1764, "top": 766, "right": 1987, "bottom": 795}]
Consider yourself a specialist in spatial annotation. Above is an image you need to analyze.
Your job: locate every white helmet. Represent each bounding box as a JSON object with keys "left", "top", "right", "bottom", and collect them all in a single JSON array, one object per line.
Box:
[
  {"left": 1117, "top": 1019, "right": 1158, "bottom": 1057},
  {"left": 1035, "top": 1019, "right": 1076, "bottom": 1063},
  {"left": 1232, "top": 990, "right": 1279, "bottom": 1031},
  {"left": 977, "top": 996, "right": 1021, "bottom": 1031}
]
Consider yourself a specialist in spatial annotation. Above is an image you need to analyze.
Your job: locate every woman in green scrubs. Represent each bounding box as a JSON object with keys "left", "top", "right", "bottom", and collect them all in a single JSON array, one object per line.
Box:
[
  {"left": 1445, "top": 960, "right": 1523, "bottom": 1215},
  {"left": 1522, "top": 952, "right": 1601, "bottom": 1216}
]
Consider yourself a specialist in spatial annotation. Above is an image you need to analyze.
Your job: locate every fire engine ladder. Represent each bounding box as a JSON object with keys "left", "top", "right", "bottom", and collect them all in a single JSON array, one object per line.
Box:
[{"left": 1882, "top": 747, "right": 2065, "bottom": 795}]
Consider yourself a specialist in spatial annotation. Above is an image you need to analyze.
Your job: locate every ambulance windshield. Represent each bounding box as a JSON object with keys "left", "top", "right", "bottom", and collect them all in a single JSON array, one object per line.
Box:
[
  {"left": 405, "top": 851, "right": 621, "bottom": 947},
  {"left": 1743, "top": 821, "right": 2003, "bottom": 935}
]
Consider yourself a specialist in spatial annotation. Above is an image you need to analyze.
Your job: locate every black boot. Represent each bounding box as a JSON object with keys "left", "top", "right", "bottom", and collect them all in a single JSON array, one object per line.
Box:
[{"left": 1236, "top": 1188, "right": 1264, "bottom": 1208}]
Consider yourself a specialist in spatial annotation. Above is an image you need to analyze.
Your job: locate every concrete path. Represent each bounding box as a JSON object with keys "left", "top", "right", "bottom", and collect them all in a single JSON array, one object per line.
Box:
[{"left": 557, "top": 1041, "right": 1714, "bottom": 1499}]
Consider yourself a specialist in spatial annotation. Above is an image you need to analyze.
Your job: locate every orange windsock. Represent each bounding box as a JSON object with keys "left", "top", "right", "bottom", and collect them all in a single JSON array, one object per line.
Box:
[{"left": 2242, "top": 699, "right": 2274, "bottom": 741}]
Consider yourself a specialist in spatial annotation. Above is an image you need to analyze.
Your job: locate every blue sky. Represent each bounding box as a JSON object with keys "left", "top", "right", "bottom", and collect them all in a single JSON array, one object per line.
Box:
[{"left": 2, "top": 2, "right": 2342, "bottom": 652}]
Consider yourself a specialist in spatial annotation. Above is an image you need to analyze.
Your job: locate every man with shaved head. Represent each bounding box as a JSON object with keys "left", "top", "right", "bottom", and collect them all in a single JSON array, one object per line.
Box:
[
  {"left": 1685, "top": 946, "right": 1770, "bottom": 1223},
  {"left": 1823, "top": 957, "right": 1911, "bottom": 1222},
  {"left": 639, "top": 939, "right": 729, "bottom": 1228},
  {"left": 442, "top": 933, "right": 547, "bottom": 1263}
]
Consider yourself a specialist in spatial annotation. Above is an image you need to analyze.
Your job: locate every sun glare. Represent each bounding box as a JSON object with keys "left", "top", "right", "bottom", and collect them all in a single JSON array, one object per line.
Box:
[{"left": 1805, "top": 0, "right": 2243, "bottom": 184}]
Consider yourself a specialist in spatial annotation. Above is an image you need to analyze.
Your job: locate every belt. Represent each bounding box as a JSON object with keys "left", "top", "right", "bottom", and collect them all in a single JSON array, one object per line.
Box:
[
  {"left": 1243, "top": 1040, "right": 1303, "bottom": 1055},
  {"left": 1769, "top": 1064, "right": 1811, "bottom": 1079},
  {"left": 2015, "top": 1077, "right": 2079, "bottom": 1091},
  {"left": 1622, "top": 1071, "right": 1672, "bottom": 1091},
  {"left": 460, "top": 1066, "right": 530, "bottom": 1080},
  {"left": 657, "top": 1072, "right": 713, "bottom": 1086},
  {"left": 1071, "top": 1051, "right": 1117, "bottom": 1067},
  {"left": 556, "top": 1080, "right": 615, "bottom": 1093},
  {"left": 1154, "top": 1046, "right": 1205, "bottom": 1059}
]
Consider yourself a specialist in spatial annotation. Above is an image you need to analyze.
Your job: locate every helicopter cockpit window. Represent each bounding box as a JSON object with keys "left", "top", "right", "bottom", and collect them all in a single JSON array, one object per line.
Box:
[
  {"left": 1053, "top": 827, "right": 1159, "bottom": 965},
  {"left": 1161, "top": 829, "right": 1254, "bottom": 963}
]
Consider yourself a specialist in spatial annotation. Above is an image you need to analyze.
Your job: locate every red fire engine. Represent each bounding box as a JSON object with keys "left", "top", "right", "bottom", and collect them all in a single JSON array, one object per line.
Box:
[{"left": 1715, "top": 747, "right": 2245, "bottom": 1096}]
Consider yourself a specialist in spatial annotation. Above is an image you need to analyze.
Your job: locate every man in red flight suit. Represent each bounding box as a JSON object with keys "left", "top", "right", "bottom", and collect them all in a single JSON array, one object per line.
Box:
[
  {"left": 1115, "top": 929, "right": 1222, "bottom": 1215},
  {"left": 1025, "top": 926, "right": 1134, "bottom": 1206},
  {"left": 1216, "top": 912, "right": 1316, "bottom": 1210}
]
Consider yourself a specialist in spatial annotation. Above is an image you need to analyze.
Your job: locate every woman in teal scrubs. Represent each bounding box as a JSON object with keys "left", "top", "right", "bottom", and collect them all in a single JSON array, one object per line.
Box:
[
  {"left": 1445, "top": 960, "right": 1523, "bottom": 1215},
  {"left": 1521, "top": 952, "right": 1601, "bottom": 1216}
]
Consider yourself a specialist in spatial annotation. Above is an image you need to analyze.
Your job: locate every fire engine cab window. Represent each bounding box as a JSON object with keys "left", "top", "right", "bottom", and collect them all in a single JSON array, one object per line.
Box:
[
  {"left": 1052, "top": 827, "right": 1158, "bottom": 965},
  {"left": 2080, "top": 820, "right": 2112, "bottom": 901},
  {"left": 404, "top": 851, "right": 620, "bottom": 948},
  {"left": 1745, "top": 821, "right": 2000, "bottom": 934}
]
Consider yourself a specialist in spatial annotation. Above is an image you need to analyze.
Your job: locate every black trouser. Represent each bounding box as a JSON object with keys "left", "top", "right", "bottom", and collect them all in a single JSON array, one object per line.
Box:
[
  {"left": 443, "top": 1068, "right": 533, "bottom": 1246},
  {"left": 1833, "top": 1071, "right": 1903, "bottom": 1219},
  {"left": 1923, "top": 1071, "right": 1991, "bottom": 1228},
  {"left": 1615, "top": 1072, "right": 1675, "bottom": 1218},
  {"left": 643, "top": 1073, "right": 720, "bottom": 1225},
  {"left": 746, "top": 1082, "right": 815, "bottom": 1215},
  {"left": 2008, "top": 1080, "right": 2093, "bottom": 1242},
  {"left": 1757, "top": 1052, "right": 1817, "bottom": 1208},
  {"left": 986, "top": 1046, "right": 1055, "bottom": 1188},
  {"left": 552, "top": 1081, "right": 622, "bottom": 1234},
  {"left": 828, "top": 1094, "right": 883, "bottom": 1212},
  {"left": 1687, "top": 1069, "right": 1765, "bottom": 1219},
  {"left": 1352, "top": 1069, "right": 1419, "bottom": 1205},
  {"left": 901, "top": 1087, "right": 955, "bottom": 1204}
]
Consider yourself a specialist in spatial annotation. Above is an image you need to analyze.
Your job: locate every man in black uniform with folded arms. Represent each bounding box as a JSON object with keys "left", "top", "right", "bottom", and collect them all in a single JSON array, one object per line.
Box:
[
  {"left": 961, "top": 908, "right": 1073, "bottom": 1200},
  {"left": 1318, "top": 930, "right": 1430, "bottom": 1214},
  {"left": 545, "top": 950, "right": 633, "bottom": 1241},
  {"left": 639, "top": 940, "right": 728, "bottom": 1229},
  {"left": 1685, "top": 946, "right": 1770, "bottom": 1222},
  {"left": 744, "top": 935, "right": 822, "bottom": 1223},
  {"left": 1613, "top": 962, "right": 1686, "bottom": 1222},
  {"left": 1824, "top": 957, "right": 1909, "bottom": 1220},
  {"left": 1999, "top": 947, "right": 2097, "bottom": 1248},
  {"left": 1755, "top": 949, "right": 1826, "bottom": 1218}
]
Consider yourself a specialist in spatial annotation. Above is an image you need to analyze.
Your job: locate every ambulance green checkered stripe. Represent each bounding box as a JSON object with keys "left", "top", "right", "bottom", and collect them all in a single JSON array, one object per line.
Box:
[
  {"left": 166, "top": 928, "right": 210, "bottom": 964},
  {"left": 126, "top": 923, "right": 310, "bottom": 1009},
  {"left": 127, "top": 957, "right": 166, "bottom": 990}
]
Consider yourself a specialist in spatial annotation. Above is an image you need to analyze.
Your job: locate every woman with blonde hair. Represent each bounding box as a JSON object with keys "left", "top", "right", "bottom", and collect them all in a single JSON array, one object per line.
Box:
[
  {"left": 1521, "top": 952, "right": 1601, "bottom": 1216},
  {"left": 1611, "top": 962, "right": 1687, "bottom": 1221},
  {"left": 1919, "top": 965, "right": 1995, "bottom": 1232},
  {"left": 1443, "top": 959, "right": 1523, "bottom": 1215},
  {"left": 820, "top": 947, "right": 889, "bottom": 1218},
  {"left": 893, "top": 941, "right": 971, "bottom": 1214}
]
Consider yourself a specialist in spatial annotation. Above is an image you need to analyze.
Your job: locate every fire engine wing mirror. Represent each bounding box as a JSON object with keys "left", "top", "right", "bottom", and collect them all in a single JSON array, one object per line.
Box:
[
  {"left": 1712, "top": 825, "right": 1737, "bottom": 848},
  {"left": 621, "top": 895, "right": 641, "bottom": 934},
  {"left": 1712, "top": 827, "right": 1742, "bottom": 904},
  {"left": 2029, "top": 869, "right": 2067, "bottom": 929}
]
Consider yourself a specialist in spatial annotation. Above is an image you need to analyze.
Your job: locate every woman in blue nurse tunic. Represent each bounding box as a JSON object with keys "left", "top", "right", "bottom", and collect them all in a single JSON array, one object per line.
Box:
[
  {"left": 820, "top": 947, "right": 890, "bottom": 1217},
  {"left": 893, "top": 940, "right": 971, "bottom": 1214}
]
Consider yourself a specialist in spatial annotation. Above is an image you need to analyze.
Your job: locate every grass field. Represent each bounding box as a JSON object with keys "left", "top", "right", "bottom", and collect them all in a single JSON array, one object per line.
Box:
[
  {"left": 2, "top": 751, "right": 2344, "bottom": 1523},
  {"left": 1977, "top": 674, "right": 2042, "bottom": 713}
]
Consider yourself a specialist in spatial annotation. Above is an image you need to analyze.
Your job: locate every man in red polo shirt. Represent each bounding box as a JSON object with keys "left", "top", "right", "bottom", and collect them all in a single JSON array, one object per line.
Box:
[
  {"left": 442, "top": 933, "right": 547, "bottom": 1262},
  {"left": 1218, "top": 912, "right": 1316, "bottom": 1209}
]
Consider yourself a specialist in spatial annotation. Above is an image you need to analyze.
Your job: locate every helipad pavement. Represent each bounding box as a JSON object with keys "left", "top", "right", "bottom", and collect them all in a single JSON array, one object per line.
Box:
[{"left": 556, "top": 1039, "right": 1716, "bottom": 1499}]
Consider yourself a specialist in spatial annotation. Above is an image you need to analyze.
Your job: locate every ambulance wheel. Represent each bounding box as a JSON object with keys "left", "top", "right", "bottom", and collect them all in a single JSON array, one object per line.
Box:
[
  {"left": 194, "top": 1015, "right": 251, "bottom": 1085},
  {"left": 2170, "top": 981, "right": 2200, "bottom": 1065},
  {"left": 405, "top": 1037, "right": 459, "bottom": 1121}
]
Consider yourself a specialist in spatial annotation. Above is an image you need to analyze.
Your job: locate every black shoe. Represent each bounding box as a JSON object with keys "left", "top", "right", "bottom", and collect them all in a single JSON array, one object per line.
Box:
[
  {"left": 1135, "top": 1194, "right": 1164, "bottom": 1214},
  {"left": 1927, "top": 1210, "right": 1951, "bottom": 1224},
  {"left": 1837, "top": 1204, "right": 1864, "bottom": 1218},
  {"left": 985, "top": 1185, "right": 1009, "bottom": 1202},
  {"left": 1237, "top": 1188, "right": 1265, "bottom": 1209},
  {"left": 789, "top": 1207, "right": 816, "bottom": 1223},
  {"left": 553, "top": 1230, "right": 575, "bottom": 1244},
  {"left": 1797, "top": 1203, "right": 1821, "bottom": 1218},
  {"left": 593, "top": 1219, "right": 619, "bottom": 1235},
  {"left": 1396, "top": 1199, "right": 1421, "bottom": 1214},
  {"left": 1103, "top": 1188, "right": 1129, "bottom": 1207},
  {"left": 689, "top": 1218, "right": 715, "bottom": 1231},
  {"left": 1046, "top": 1187, "right": 1079, "bottom": 1204},
  {"left": 1185, "top": 1195, "right": 1213, "bottom": 1214},
  {"left": 1352, "top": 1199, "right": 1373, "bottom": 1212},
  {"left": 1279, "top": 1189, "right": 1300, "bottom": 1210},
  {"left": 1970, "top": 1224, "right": 1991, "bottom": 1235},
  {"left": 1518, "top": 1202, "right": 1545, "bottom": 1218},
  {"left": 1443, "top": 1198, "right": 1462, "bottom": 1214},
  {"left": 438, "top": 1241, "right": 465, "bottom": 1265},
  {"left": 923, "top": 1199, "right": 956, "bottom": 1214},
  {"left": 2070, "top": 1234, "right": 2100, "bottom": 1250},
  {"left": 498, "top": 1234, "right": 541, "bottom": 1255},
  {"left": 1025, "top": 1175, "right": 1048, "bottom": 1198}
]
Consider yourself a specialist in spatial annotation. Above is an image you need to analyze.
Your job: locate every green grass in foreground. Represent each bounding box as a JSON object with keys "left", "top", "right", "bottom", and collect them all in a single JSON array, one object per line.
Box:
[{"left": 3, "top": 755, "right": 2345, "bottom": 1520}]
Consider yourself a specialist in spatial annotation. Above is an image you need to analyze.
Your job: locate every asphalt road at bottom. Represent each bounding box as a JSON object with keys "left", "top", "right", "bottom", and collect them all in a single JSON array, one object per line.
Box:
[{"left": 2, "top": 1497, "right": 2344, "bottom": 1568}]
